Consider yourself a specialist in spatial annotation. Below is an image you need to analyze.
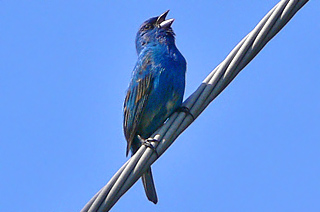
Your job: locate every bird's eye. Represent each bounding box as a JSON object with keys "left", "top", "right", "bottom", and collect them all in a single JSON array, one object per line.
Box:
[{"left": 143, "top": 24, "right": 152, "bottom": 30}]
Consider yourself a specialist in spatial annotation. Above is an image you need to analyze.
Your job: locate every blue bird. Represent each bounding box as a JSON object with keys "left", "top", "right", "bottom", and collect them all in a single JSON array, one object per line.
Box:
[{"left": 123, "top": 10, "right": 186, "bottom": 204}]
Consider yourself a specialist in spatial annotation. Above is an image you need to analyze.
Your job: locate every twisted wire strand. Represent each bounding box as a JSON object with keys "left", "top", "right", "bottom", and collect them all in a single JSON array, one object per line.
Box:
[{"left": 82, "top": 0, "right": 308, "bottom": 211}]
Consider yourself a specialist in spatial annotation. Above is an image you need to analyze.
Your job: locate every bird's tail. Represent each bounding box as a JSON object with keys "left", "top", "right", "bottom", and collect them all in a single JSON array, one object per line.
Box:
[{"left": 141, "top": 167, "right": 158, "bottom": 204}]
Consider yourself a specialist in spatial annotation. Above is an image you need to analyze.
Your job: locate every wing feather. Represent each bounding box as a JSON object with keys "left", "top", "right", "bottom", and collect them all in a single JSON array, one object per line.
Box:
[{"left": 123, "top": 57, "right": 154, "bottom": 156}]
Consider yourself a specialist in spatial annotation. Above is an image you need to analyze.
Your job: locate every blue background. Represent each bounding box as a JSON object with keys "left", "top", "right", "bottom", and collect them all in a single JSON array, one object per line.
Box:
[{"left": 1, "top": 1, "right": 319, "bottom": 211}]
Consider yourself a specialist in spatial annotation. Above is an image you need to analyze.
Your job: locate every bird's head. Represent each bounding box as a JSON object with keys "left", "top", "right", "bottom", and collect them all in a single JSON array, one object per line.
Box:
[{"left": 135, "top": 10, "right": 175, "bottom": 54}]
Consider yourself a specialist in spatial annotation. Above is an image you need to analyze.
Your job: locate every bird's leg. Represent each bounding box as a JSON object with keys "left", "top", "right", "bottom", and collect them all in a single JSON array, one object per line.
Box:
[
  {"left": 177, "top": 106, "right": 195, "bottom": 120},
  {"left": 137, "top": 135, "right": 159, "bottom": 158}
]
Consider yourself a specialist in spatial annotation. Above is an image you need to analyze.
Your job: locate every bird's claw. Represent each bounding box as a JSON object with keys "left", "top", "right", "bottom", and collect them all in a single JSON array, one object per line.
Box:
[
  {"left": 138, "top": 135, "right": 160, "bottom": 158},
  {"left": 178, "top": 106, "right": 195, "bottom": 120}
]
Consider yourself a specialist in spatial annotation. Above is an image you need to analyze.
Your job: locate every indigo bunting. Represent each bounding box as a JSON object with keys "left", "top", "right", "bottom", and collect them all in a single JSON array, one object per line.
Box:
[{"left": 123, "top": 10, "right": 186, "bottom": 204}]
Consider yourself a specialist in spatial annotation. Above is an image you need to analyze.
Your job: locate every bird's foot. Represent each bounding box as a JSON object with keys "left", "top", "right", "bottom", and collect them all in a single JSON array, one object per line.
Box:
[
  {"left": 138, "top": 135, "right": 159, "bottom": 158},
  {"left": 177, "top": 106, "right": 195, "bottom": 120}
]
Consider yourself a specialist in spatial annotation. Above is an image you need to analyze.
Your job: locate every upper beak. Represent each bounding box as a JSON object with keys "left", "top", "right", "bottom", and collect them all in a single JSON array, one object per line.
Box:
[{"left": 156, "top": 10, "right": 174, "bottom": 28}]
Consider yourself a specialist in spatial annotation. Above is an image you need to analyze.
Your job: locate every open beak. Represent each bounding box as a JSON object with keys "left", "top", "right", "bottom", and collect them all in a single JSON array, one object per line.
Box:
[{"left": 156, "top": 10, "right": 174, "bottom": 28}]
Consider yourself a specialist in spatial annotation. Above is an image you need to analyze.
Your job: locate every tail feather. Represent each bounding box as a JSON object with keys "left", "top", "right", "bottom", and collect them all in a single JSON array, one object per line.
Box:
[{"left": 141, "top": 167, "right": 158, "bottom": 204}]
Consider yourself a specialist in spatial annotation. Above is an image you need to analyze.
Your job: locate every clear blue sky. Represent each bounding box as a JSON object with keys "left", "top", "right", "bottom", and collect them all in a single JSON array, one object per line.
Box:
[{"left": 1, "top": 1, "right": 319, "bottom": 211}]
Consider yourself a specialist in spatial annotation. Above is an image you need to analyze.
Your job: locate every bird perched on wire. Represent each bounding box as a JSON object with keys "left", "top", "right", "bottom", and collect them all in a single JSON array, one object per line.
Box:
[{"left": 123, "top": 10, "right": 186, "bottom": 204}]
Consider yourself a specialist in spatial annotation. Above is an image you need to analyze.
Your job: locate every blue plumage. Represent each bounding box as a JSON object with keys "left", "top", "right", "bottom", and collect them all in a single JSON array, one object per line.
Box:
[{"left": 123, "top": 10, "right": 186, "bottom": 204}]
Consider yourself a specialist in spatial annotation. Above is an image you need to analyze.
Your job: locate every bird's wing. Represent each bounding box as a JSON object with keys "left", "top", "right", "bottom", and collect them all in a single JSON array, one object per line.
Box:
[{"left": 123, "top": 57, "right": 155, "bottom": 156}]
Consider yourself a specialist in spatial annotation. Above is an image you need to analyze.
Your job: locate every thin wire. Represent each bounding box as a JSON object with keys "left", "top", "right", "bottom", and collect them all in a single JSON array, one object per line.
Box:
[{"left": 81, "top": 0, "right": 309, "bottom": 211}]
